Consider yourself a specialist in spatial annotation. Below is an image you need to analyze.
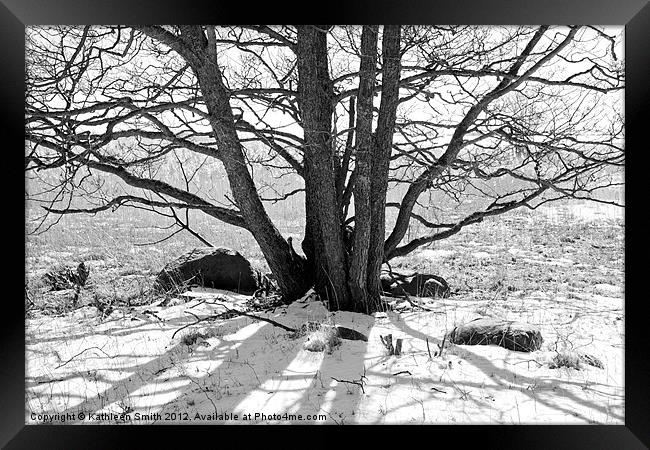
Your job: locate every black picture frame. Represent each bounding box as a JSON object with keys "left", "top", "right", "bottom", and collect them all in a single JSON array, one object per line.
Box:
[{"left": 5, "top": 1, "right": 648, "bottom": 448}]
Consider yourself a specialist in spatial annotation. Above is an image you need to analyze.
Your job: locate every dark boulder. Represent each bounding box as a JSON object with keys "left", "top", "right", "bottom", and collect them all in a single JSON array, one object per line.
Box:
[
  {"left": 446, "top": 318, "right": 543, "bottom": 352},
  {"left": 381, "top": 271, "right": 450, "bottom": 298},
  {"left": 155, "top": 247, "right": 259, "bottom": 294}
]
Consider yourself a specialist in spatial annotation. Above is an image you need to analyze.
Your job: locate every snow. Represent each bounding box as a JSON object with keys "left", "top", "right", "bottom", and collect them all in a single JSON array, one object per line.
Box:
[
  {"left": 26, "top": 288, "right": 624, "bottom": 425},
  {"left": 418, "top": 249, "right": 457, "bottom": 261},
  {"left": 539, "top": 203, "right": 623, "bottom": 224}
]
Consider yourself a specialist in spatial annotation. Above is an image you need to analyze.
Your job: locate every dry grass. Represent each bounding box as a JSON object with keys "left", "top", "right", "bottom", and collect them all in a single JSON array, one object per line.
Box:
[
  {"left": 303, "top": 326, "right": 342, "bottom": 353},
  {"left": 25, "top": 200, "right": 624, "bottom": 330},
  {"left": 549, "top": 352, "right": 583, "bottom": 370}
]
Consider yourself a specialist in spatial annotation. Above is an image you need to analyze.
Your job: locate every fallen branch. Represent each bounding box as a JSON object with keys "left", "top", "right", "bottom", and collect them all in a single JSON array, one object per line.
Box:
[
  {"left": 392, "top": 370, "right": 412, "bottom": 376},
  {"left": 172, "top": 302, "right": 297, "bottom": 340},
  {"left": 218, "top": 309, "right": 297, "bottom": 332},
  {"left": 36, "top": 378, "right": 67, "bottom": 384},
  {"left": 172, "top": 314, "right": 218, "bottom": 339},
  {"left": 187, "top": 298, "right": 208, "bottom": 309},
  {"left": 505, "top": 359, "right": 545, "bottom": 369}
]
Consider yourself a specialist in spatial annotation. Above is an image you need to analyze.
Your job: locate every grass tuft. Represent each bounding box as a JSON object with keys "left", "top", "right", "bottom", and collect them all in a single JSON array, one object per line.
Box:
[
  {"left": 302, "top": 323, "right": 342, "bottom": 354},
  {"left": 550, "top": 352, "right": 582, "bottom": 370}
]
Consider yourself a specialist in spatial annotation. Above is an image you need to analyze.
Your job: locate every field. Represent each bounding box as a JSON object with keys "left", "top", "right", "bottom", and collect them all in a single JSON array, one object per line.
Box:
[{"left": 24, "top": 200, "right": 624, "bottom": 424}]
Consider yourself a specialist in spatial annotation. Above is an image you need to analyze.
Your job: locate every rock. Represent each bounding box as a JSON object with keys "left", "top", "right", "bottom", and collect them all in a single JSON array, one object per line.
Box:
[
  {"left": 298, "top": 321, "right": 368, "bottom": 343},
  {"left": 447, "top": 318, "right": 543, "bottom": 352},
  {"left": 381, "top": 270, "right": 450, "bottom": 298},
  {"left": 155, "top": 247, "right": 259, "bottom": 294},
  {"left": 411, "top": 275, "right": 450, "bottom": 298},
  {"left": 43, "top": 262, "right": 89, "bottom": 291}
]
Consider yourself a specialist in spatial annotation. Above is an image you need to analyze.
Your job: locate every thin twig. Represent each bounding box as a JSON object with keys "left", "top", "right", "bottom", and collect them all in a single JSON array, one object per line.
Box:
[
  {"left": 172, "top": 301, "right": 297, "bottom": 339},
  {"left": 331, "top": 376, "right": 366, "bottom": 394},
  {"left": 171, "top": 314, "right": 218, "bottom": 339},
  {"left": 404, "top": 294, "right": 435, "bottom": 311},
  {"left": 438, "top": 332, "right": 448, "bottom": 358},
  {"left": 188, "top": 298, "right": 208, "bottom": 309},
  {"left": 186, "top": 376, "right": 218, "bottom": 416},
  {"left": 55, "top": 346, "right": 117, "bottom": 369}
]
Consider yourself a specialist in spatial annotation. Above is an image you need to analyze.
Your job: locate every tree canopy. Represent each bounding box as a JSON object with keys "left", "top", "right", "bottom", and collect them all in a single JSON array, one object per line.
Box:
[{"left": 25, "top": 25, "right": 624, "bottom": 310}]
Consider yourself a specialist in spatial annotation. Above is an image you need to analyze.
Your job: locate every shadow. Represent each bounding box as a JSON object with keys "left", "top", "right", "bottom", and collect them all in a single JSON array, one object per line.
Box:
[
  {"left": 26, "top": 293, "right": 622, "bottom": 425},
  {"left": 27, "top": 292, "right": 385, "bottom": 425},
  {"left": 290, "top": 336, "right": 371, "bottom": 424},
  {"left": 228, "top": 311, "right": 376, "bottom": 424},
  {"left": 26, "top": 302, "right": 305, "bottom": 423},
  {"left": 384, "top": 312, "right": 623, "bottom": 423},
  {"left": 26, "top": 314, "right": 169, "bottom": 345}
]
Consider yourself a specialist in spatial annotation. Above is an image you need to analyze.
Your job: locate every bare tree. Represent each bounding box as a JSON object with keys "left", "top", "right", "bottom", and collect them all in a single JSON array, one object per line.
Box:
[{"left": 25, "top": 25, "right": 624, "bottom": 312}]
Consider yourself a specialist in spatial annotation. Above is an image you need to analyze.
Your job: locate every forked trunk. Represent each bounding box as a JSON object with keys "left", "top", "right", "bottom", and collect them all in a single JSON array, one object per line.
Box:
[
  {"left": 293, "top": 25, "right": 401, "bottom": 313},
  {"left": 296, "top": 25, "right": 354, "bottom": 310}
]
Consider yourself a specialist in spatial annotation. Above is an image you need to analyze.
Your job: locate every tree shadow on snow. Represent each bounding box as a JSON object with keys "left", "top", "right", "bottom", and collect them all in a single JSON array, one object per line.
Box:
[
  {"left": 26, "top": 308, "right": 306, "bottom": 423},
  {"left": 385, "top": 312, "right": 623, "bottom": 424}
]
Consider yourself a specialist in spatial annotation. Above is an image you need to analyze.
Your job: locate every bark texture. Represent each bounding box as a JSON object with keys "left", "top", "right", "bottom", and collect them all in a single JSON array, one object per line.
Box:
[
  {"left": 367, "top": 26, "right": 401, "bottom": 305},
  {"left": 161, "top": 26, "right": 311, "bottom": 301},
  {"left": 296, "top": 25, "right": 352, "bottom": 310},
  {"left": 348, "top": 26, "right": 378, "bottom": 311}
]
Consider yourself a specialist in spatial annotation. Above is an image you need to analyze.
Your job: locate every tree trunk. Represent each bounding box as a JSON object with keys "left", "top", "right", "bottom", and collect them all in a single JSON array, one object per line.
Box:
[
  {"left": 296, "top": 25, "right": 353, "bottom": 310},
  {"left": 171, "top": 25, "right": 401, "bottom": 312},
  {"left": 180, "top": 26, "right": 311, "bottom": 301},
  {"left": 367, "top": 26, "right": 401, "bottom": 305},
  {"left": 348, "top": 25, "right": 378, "bottom": 311}
]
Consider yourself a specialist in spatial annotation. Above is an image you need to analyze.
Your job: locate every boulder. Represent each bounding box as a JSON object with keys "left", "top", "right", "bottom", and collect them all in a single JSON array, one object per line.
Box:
[
  {"left": 446, "top": 318, "right": 543, "bottom": 352},
  {"left": 43, "top": 262, "right": 89, "bottom": 291},
  {"left": 155, "top": 247, "right": 259, "bottom": 294},
  {"left": 381, "top": 271, "right": 450, "bottom": 298}
]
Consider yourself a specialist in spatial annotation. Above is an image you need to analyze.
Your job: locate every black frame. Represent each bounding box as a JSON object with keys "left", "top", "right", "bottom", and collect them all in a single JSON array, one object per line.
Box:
[{"left": 5, "top": 1, "right": 648, "bottom": 447}]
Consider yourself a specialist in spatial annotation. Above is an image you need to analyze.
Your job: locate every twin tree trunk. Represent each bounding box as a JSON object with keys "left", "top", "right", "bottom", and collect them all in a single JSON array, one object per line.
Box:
[
  {"left": 295, "top": 25, "right": 401, "bottom": 313},
  {"left": 167, "top": 25, "right": 401, "bottom": 312}
]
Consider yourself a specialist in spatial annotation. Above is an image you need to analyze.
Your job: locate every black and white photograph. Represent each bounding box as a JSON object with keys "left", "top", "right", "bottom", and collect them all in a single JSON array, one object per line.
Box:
[{"left": 24, "top": 24, "right": 626, "bottom": 426}]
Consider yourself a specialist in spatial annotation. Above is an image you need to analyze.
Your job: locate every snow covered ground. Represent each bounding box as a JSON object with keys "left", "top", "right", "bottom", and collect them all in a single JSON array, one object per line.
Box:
[{"left": 26, "top": 286, "right": 623, "bottom": 425}]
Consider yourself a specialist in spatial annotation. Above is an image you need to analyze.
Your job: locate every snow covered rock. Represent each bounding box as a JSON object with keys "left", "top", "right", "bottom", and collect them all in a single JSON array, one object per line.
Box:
[{"left": 447, "top": 318, "right": 543, "bottom": 352}]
